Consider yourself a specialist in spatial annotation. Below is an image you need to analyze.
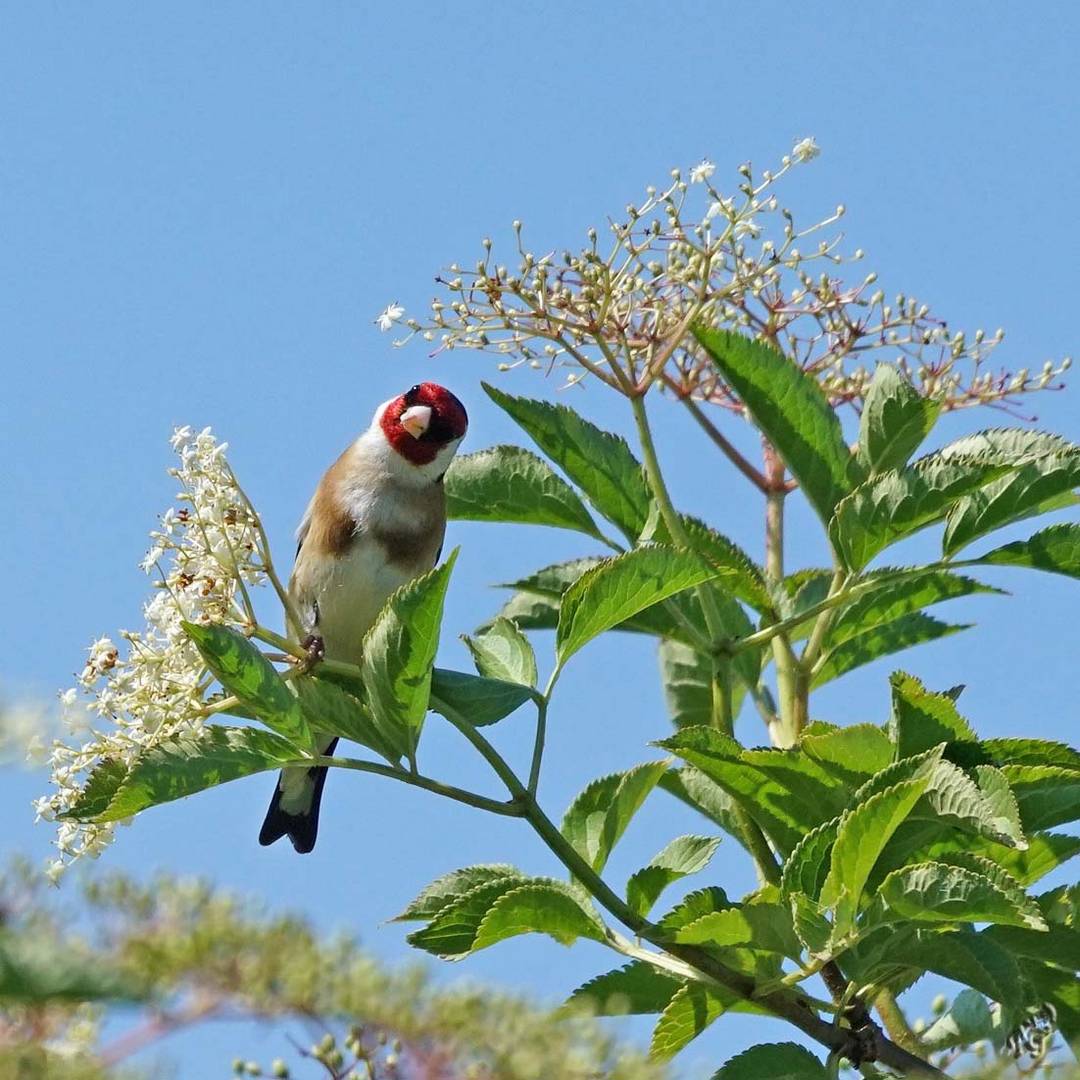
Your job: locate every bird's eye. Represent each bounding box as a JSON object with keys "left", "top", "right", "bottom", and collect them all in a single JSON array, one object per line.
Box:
[{"left": 404, "top": 384, "right": 422, "bottom": 405}]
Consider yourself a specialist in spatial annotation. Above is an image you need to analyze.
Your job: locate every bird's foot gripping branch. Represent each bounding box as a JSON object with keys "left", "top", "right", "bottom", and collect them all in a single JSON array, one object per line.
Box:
[{"left": 48, "top": 149, "right": 1080, "bottom": 1077}]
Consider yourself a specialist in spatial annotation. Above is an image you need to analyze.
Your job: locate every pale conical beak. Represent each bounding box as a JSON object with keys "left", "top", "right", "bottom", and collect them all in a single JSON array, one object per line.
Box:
[{"left": 400, "top": 404, "right": 432, "bottom": 439}]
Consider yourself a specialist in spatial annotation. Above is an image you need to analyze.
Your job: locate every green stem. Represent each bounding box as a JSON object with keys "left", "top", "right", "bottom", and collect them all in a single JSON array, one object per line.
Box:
[
  {"left": 520, "top": 791, "right": 650, "bottom": 930},
  {"left": 630, "top": 393, "right": 733, "bottom": 734},
  {"left": 714, "top": 657, "right": 734, "bottom": 733},
  {"left": 734, "top": 811, "right": 782, "bottom": 887},
  {"left": 765, "top": 480, "right": 798, "bottom": 746},
  {"left": 526, "top": 682, "right": 552, "bottom": 795},
  {"left": 533, "top": 794, "right": 939, "bottom": 1080},
  {"left": 428, "top": 694, "right": 528, "bottom": 799},
  {"left": 873, "top": 989, "right": 925, "bottom": 1058},
  {"left": 314, "top": 755, "right": 523, "bottom": 817},
  {"left": 801, "top": 570, "right": 847, "bottom": 672}
]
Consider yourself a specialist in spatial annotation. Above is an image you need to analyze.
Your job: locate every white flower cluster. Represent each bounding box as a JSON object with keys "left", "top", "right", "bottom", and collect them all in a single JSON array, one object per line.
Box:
[
  {"left": 390, "top": 137, "right": 1069, "bottom": 415},
  {"left": 38, "top": 427, "right": 268, "bottom": 882},
  {"left": 390, "top": 139, "right": 845, "bottom": 394}
]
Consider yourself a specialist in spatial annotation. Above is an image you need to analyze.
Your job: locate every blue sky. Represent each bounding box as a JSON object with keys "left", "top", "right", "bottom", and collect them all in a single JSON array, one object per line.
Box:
[{"left": 2, "top": 4, "right": 1079, "bottom": 1076}]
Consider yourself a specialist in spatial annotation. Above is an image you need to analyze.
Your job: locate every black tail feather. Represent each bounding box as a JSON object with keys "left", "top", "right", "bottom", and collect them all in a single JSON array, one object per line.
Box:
[{"left": 258, "top": 738, "right": 338, "bottom": 854}]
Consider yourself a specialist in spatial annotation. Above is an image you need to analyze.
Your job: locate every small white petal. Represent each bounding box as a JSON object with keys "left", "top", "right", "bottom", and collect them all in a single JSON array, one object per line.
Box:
[
  {"left": 689, "top": 158, "right": 715, "bottom": 184},
  {"left": 791, "top": 136, "right": 821, "bottom": 163},
  {"left": 375, "top": 302, "right": 405, "bottom": 331}
]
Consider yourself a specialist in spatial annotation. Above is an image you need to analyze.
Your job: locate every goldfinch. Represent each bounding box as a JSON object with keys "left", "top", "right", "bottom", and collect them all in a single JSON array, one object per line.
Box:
[{"left": 259, "top": 382, "right": 468, "bottom": 852}]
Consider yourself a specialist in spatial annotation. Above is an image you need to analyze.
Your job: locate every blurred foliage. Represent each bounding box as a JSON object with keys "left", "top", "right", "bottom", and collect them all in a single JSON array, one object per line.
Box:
[{"left": 0, "top": 859, "right": 665, "bottom": 1080}]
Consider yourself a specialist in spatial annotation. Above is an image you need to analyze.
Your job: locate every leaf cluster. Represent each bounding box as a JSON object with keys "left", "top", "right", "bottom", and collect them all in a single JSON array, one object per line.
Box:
[{"left": 53, "top": 329, "right": 1080, "bottom": 1077}]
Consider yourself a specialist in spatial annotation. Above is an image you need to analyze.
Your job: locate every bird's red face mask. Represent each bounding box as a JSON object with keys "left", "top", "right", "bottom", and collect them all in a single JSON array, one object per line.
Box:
[{"left": 380, "top": 382, "right": 469, "bottom": 465}]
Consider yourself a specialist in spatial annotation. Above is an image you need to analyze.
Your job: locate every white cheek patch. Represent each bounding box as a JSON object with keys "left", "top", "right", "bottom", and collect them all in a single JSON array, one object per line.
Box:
[{"left": 423, "top": 437, "right": 463, "bottom": 482}]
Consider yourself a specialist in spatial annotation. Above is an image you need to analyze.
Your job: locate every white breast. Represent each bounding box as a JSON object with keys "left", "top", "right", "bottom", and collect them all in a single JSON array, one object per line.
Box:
[{"left": 304, "top": 533, "right": 419, "bottom": 663}]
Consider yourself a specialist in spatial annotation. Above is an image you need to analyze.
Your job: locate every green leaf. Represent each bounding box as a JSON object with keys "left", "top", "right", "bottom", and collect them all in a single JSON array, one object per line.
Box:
[
  {"left": 780, "top": 818, "right": 840, "bottom": 900},
  {"left": 444, "top": 444, "right": 606, "bottom": 540},
  {"left": 935, "top": 850, "right": 1044, "bottom": 920},
  {"left": 361, "top": 551, "right": 457, "bottom": 760},
  {"left": 472, "top": 880, "right": 606, "bottom": 951},
  {"left": 494, "top": 589, "right": 562, "bottom": 631},
  {"left": 695, "top": 327, "right": 855, "bottom": 524},
  {"left": 657, "top": 887, "right": 730, "bottom": 932},
  {"left": 556, "top": 545, "right": 725, "bottom": 664},
  {"left": 879, "top": 861, "right": 1047, "bottom": 930},
  {"left": 889, "top": 671, "right": 978, "bottom": 760},
  {"left": 857, "top": 363, "right": 940, "bottom": 475},
  {"left": 429, "top": 668, "right": 535, "bottom": 727},
  {"left": 856, "top": 745, "right": 1023, "bottom": 849},
  {"left": 659, "top": 728, "right": 848, "bottom": 855},
  {"left": 921, "top": 989, "right": 998, "bottom": 1050},
  {"left": 495, "top": 556, "right": 712, "bottom": 648},
  {"left": 650, "top": 982, "right": 734, "bottom": 1061},
  {"left": 799, "top": 724, "right": 894, "bottom": 787},
  {"left": 865, "top": 929, "right": 1026, "bottom": 1010},
  {"left": 711, "top": 1042, "right": 828, "bottom": 1079},
  {"left": 183, "top": 621, "right": 309, "bottom": 745},
  {"left": 671, "top": 901, "right": 801, "bottom": 958},
  {"left": 67, "top": 725, "right": 301, "bottom": 823},
  {"left": 393, "top": 865, "right": 525, "bottom": 922},
  {"left": 938, "top": 428, "right": 1075, "bottom": 463},
  {"left": 789, "top": 893, "right": 832, "bottom": 955},
  {"left": 296, "top": 676, "right": 399, "bottom": 763},
  {"left": 567, "top": 962, "right": 682, "bottom": 1016},
  {"left": 61, "top": 757, "right": 129, "bottom": 821},
  {"left": 980, "top": 737, "right": 1080, "bottom": 770},
  {"left": 659, "top": 640, "right": 737, "bottom": 730},
  {"left": 561, "top": 762, "right": 669, "bottom": 873},
  {"left": 983, "top": 831, "right": 1080, "bottom": 887},
  {"left": 406, "top": 877, "right": 524, "bottom": 959},
  {"left": 943, "top": 450, "right": 1080, "bottom": 554},
  {"left": 812, "top": 613, "right": 970, "bottom": 688},
  {"left": 0, "top": 932, "right": 147, "bottom": 1003},
  {"left": 499, "top": 556, "right": 604, "bottom": 599},
  {"left": 771, "top": 570, "right": 832, "bottom": 643},
  {"left": 314, "top": 664, "right": 531, "bottom": 736},
  {"left": 974, "top": 765, "right": 1025, "bottom": 850},
  {"left": 482, "top": 382, "right": 650, "bottom": 540},
  {"left": 827, "top": 570, "right": 1000, "bottom": 649},
  {"left": 999, "top": 765, "right": 1080, "bottom": 830},
  {"left": 926, "top": 760, "right": 1026, "bottom": 847},
  {"left": 679, "top": 516, "right": 774, "bottom": 614},
  {"left": 828, "top": 454, "right": 1007, "bottom": 570},
  {"left": 462, "top": 616, "right": 537, "bottom": 687},
  {"left": 658, "top": 767, "right": 754, "bottom": 853},
  {"left": 645, "top": 507, "right": 773, "bottom": 618},
  {"left": 819, "top": 777, "right": 930, "bottom": 925},
  {"left": 976, "top": 522, "right": 1080, "bottom": 580},
  {"left": 626, "top": 835, "right": 721, "bottom": 917},
  {"left": 849, "top": 744, "right": 944, "bottom": 802},
  {"left": 983, "top": 922, "right": 1080, "bottom": 974}
]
